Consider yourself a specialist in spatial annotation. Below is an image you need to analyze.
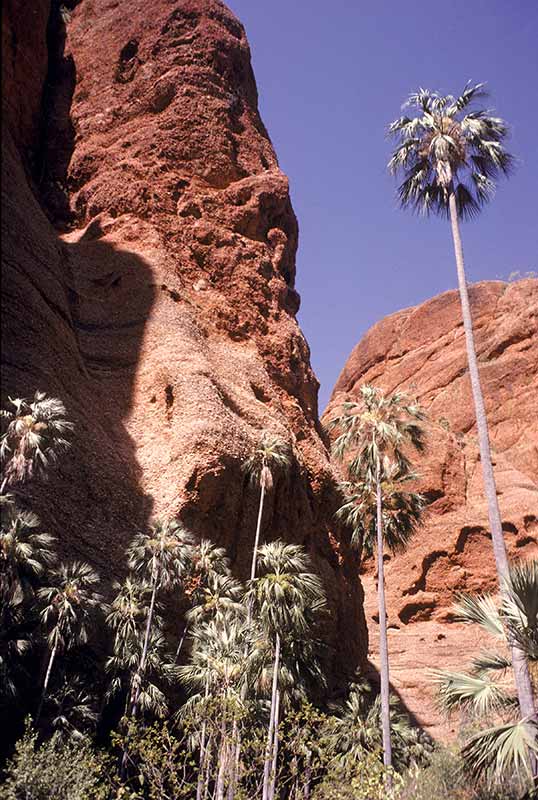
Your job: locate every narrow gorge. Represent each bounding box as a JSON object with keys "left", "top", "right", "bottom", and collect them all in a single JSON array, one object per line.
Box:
[{"left": 2, "top": 0, "right": 537, "bottom": 756}]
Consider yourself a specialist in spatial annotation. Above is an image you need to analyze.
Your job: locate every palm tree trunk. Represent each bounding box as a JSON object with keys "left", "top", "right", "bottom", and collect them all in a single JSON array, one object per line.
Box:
[
  {"left": 226, "top": 718, "right": 240, "bottom": 800},
  {"left": 448, "top": 191, "right": 537, "bottom": 742},
  {"left": 263, "top": 632, "right": 281, "bottom": 800},
  {"left": 203, "top": 733, "right": 213, "bottom": 800},
  {"left": 215, "top": 718, "right": 228, "bottom": 800},
  {"left": 375, "top": 456, "right": 392, "bottom": 778},
  {"left": 250, "top": 484, "right": 266, "bottom": 582},
  {"left": 268, "top": 687, "right": 281, "bottom": 800},
  {"left": 36, "top": 636, "right": 58, "bottom": 722},
  {"left": 176, "top": 622, "right": 189, "bottom": 660},
  {"left": 197, "top": 677, "right": 210, "bottom": 800},
  {"left": 303, "top": 748, "right": 312, "bottom": 799},
  {"left": 246, "top": 483, "right": 266, "bottom": 627}
]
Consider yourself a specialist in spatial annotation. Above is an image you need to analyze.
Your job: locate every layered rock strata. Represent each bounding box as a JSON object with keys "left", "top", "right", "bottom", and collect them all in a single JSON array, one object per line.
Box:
[
  {"left": 326, "top": 279, "right": 538, "bottom": 737},
  {"left": 1, "top": 0, "right": 366, "bottom": 682}
]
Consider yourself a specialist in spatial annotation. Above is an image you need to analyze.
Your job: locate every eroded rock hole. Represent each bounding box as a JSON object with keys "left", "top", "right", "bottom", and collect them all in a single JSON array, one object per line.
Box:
[
  {"left": 422, "top": 489, "right": 444, "bottom": 505},
  {"left": 251, "top": 383, "right": 271, "bottom": 403},
  {"left": 165, "top": 384, "right": 174, "bottom": 411},
  {"left": 501, "top": 521, "right": 518, "bottom": 534},
  {"left": 161, "top": 284, "right": 180, "bottom": 302},
  {"left": 119, "top": 39, "right": 138, "bottom": 63},
  {"left": 116, "top": 39, "right": 140, "bottom": 83}
]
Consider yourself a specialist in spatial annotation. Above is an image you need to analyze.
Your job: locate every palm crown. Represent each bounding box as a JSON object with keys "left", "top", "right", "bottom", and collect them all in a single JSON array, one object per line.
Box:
[
  {"left": 329, "top": 385, "right": 425, "bottom": 480},
  {"left": 0, "top": 392, "right": 74, "bottom": 487},
  {"left": 243, "top": 431, "right": 291, "bottom": 491},
  {"left": 106, "top": 577, "right": 154, "bottom": 646},
  {"left": 337, "top": 463, "right": 424, "bottom": 556},
  {"left": 127, "top": 518, "right": 195, "bottom": 588},
  {"left": 180, "top": 615, "right": 249, "bottom": 697},
  {"left": 387, "top": 82, "right": 514, "bottom": 219},
  {"left": 38, "top": 561, "right": 103, "bottom": 650},
  {"left": 186, "top": 571, "right": 244, "bottom": 626},
  {"left": 247, "top": 542, "right": 326, "bottom": 638},
  {"left": 1, "top": 503, "right": 56, "bottom": 603}
]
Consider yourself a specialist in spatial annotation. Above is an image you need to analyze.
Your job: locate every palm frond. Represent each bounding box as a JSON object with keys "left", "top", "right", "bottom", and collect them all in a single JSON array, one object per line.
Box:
[
  {"left": 503, "top": 558, "right": 538, "bottom": 658},
  {"left": 462, "top": 718, "right": 538, "bottom": 782},
  {"left": 471, "top": 650, "right": 512, "bottom": 676},
  {"left": 452, "top": 592, "right": 505, "bottom": 638},
  {"left": 432, "top": 668, "right": 512, "bottom": 717}
]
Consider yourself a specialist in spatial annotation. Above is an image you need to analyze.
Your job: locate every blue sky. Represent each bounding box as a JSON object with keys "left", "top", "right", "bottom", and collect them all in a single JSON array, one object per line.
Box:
[{"left": 228, "top": 0, "right": 538, "bottom": 411}]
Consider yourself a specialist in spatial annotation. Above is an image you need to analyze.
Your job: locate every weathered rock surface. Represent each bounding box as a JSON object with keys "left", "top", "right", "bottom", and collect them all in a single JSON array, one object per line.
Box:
[
  {"left": 325, "top": 279, "right": 538, "bottom": 737},
  {"left": 1, "top": 0, "right": 366, "bottom": 682}
]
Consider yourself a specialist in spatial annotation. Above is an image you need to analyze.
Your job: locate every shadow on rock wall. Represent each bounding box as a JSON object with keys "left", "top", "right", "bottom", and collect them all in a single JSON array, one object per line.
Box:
[{"left": 1, "top": 160, "right": 156, "bottom": 578}]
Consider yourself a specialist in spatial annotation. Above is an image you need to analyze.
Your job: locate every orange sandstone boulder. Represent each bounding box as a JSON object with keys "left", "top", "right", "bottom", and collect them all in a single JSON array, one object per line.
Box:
[
  {"left": 1, "top": 0, "right": 366, "bottom": 683},
  {"left": 325, "top": 279, "right": 538, "bottom": 737}
]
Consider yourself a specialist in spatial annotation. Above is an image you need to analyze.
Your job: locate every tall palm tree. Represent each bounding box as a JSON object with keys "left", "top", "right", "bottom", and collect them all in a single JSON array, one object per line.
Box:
[
  {"left": 126, "top": 517, "right": 195, "bottom": 719},
  {"left": 327, "top": 385, "right": 425, "bottom": 774},
  {"left": 105, "top": 576, "right": 174, "bottom": 720},
  {"left": 180, "top": 614, "right": 250, "bottom": 800},
  {"left": 184, "top": 571, "right": 246, "bottom": 800},
  {"left": 433, "top": 558, "right": 538, "bottom": 789},
  {"left": 387, "top": 84, "right": 536, "bottom": 734},
  {"left": 243, "top": 433, "right": 291, "bottom": 582},
  {"left": 36, "top": 560, "right": 103, "bottom": 722},
  {"left": 246, "top": 541, "right": 326, "bottom": 800},
  {"left": 0, "top": 392, "right": 73, "bottom": 492}
]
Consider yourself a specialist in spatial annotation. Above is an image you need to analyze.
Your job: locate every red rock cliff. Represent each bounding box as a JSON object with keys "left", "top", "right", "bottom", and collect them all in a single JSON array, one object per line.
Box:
[
  {"left": 326, "top": 279, "right": 538, "bottom": 736},
  {"left": 1, "top": 0, "right": 366, "bottom": 682}
]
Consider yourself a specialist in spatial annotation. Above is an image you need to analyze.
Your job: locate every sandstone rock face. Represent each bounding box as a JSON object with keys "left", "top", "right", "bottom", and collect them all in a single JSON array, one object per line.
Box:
[
  {"left": 326, "top": 279, "right": 538, "bottom": 737},
  {"left": 1, "top": 0, "right": 366, "bottom": 682}
]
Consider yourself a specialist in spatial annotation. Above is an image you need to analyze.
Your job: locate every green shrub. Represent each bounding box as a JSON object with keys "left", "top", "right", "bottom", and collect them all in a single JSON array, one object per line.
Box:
[
  {"left": 114, "top": 720, "right": 196, "bottom": 800},
  {"left": 312, "top": 749, "right": 401, "bottom": 800},
  {"left": 0, "top": 721, "right": 117, "bottom": 800},
  {"left": 397, "top": 745, "right": 533, "bottom": 800}
]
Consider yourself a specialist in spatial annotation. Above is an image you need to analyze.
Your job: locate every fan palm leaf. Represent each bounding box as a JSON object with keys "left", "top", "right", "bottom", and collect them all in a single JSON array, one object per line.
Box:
[
  {"left": 434, "top": 558, "right": 538, "bottom": 785},
  {"left": 387, "top": 82, "right": 513, "bottom": 220},
  {"left": 0, "top": 392, "right": 73, "bottom": 488},
  {"left": 462, "top": 719, "right": 538, "bottom": 782},
  {"left": 337, "top": 465, "right": 424, "bottom": 556},
  {"left": 433, "top": 668, "right": 512, "bottom": 717}
]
